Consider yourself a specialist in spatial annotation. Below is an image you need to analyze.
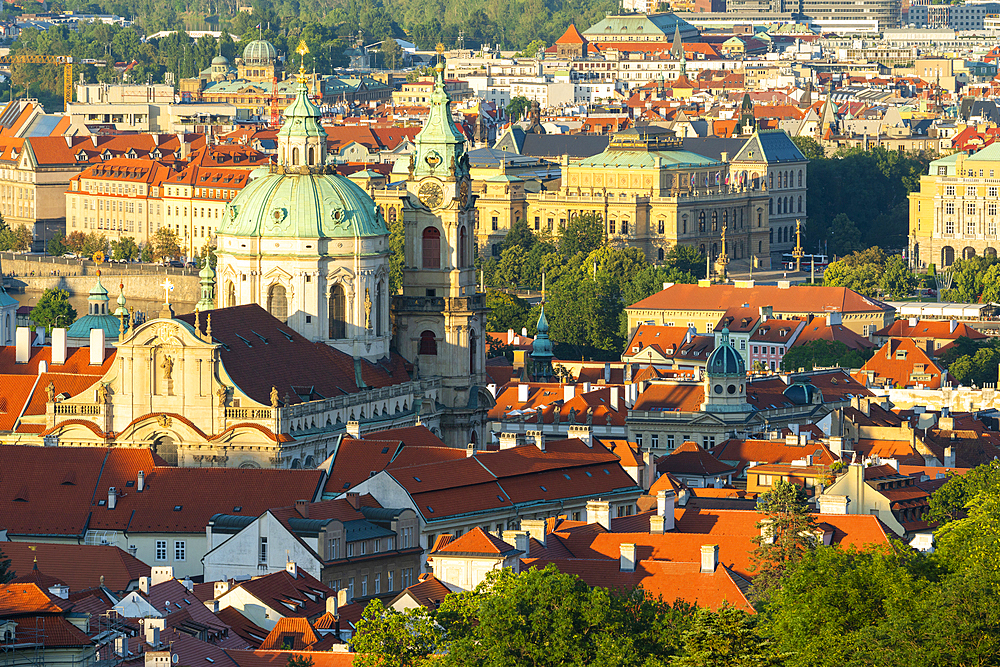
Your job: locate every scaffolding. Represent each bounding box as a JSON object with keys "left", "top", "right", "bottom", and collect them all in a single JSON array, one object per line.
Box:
[
  {"left": 1, "top": 616, "right": 46, "bottom": 667},
  {"left": 91, "top": 611, "right": 132, "bottom": 667}
]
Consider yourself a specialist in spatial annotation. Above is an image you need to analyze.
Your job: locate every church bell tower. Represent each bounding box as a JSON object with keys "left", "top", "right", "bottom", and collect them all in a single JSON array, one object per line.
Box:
[{"left": 393, "top": 45, "right": 491, "bottom": 448}]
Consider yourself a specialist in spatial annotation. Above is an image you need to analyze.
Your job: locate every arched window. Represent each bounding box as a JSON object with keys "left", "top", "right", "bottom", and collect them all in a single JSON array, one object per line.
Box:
[
  {"left": 419, "top": 330, "right": 437, "bottom": 355},
  {"left": 768, "top": 172, "right": 773, "bottom": 189},
  {"left": 769, "top": 198, "right": 773, "bottom": 215},
  {"left": 292, "top": 147, "right": 299, "bottom": 165},
  {"left": 682, "top": 217, "right": 687, "bottom": 234},
  {"left": 723, "top": 210, "right": 728, "bottom": 228},
  {"left": 657, "top": 219, "right": 664, "bottom": 235},
  {"left": 658, "top": 247, "right": 665, "bottom": 261},
  {"left": 712, "top": 211, "right": 718, "bottom": 231},
  {"left": 798, "top": 170, "right": 803, "bottom": 187},
  {"left": 769, "top": 228, "right": 773, "bottom": 243},
  {"left": 268, "top": 285, "right": 288, "bottom": 323},
  {"left": 308, "top": 146, "right": 315, "bottom": 165},
  {"left": 459, "top": 226, "right": 468, "bottom": 267},
  {"left": 226, "top": 281, "right": 235, "bottom": 307},
  {"left": 699, "top": 212, "right": 706, "bottom": 232},
  {"left": 375, "top": 282, "right": 383, "bottom": 336},
  {"left": 329, "top": 284, "right": 346, "bottom": 339},
  {"left": 422, "top": 227, "right": 441, "bottom": 269},
  {"left": 798, "top": 196, "right": 803, "bottom": 212},
  {"left": 700, "top": 243, "right": 705, "bottom": 256}
]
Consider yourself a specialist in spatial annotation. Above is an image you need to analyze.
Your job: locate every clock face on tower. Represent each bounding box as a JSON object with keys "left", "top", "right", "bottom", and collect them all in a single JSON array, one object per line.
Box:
[{"left": 418, "top": 180, "right": 444, "bottom": 209}]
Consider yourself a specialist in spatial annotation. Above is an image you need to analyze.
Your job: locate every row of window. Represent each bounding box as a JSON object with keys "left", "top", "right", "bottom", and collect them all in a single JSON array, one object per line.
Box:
[
  {"left": 943, "top": 202, "right": 998, "bottom": 216},
  {"left": 328, "top": 568, "right": 415, "bottom": 601},
  {"left": 942, "top": 220, "right": 1000, "bottom": 235},
  {"left": 945, "top": 185, "right": 1000, "bottom": 197},
  {"left": 635, "top": 434, "right": 717, "bottom": 449},
  {"left": 155, "top": 540, "right": 185, "bottom": 561},
  {"left": 770, "top": 196, "right": 804, "bottom": 216}
]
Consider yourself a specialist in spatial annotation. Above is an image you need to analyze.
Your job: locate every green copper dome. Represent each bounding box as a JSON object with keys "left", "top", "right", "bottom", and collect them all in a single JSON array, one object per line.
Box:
[
  {"left": 218, "top": 168, "right": 388, "bottom": 240},
  {"left": 67, "top": 272, "right": 119, "bottom": 341}
]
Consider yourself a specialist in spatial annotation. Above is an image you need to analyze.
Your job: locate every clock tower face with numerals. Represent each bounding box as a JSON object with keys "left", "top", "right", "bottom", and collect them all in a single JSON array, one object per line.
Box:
[{"left": 418, "top": 180, "right": 444, "bottom": 209}]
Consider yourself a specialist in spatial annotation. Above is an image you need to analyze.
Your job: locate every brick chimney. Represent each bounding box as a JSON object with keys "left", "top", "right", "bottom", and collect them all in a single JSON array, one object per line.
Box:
[
  {"left": 295, "top": 500, "right": 309, "bottom": 518},
  {"left": 345, "top": 492, "right": 360, "bottom": 509}
]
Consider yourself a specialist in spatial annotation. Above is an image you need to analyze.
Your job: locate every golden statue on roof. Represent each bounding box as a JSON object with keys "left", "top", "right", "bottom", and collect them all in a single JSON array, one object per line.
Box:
[{"left": 296, "top": 39, "right": 310, "bottom": 83}]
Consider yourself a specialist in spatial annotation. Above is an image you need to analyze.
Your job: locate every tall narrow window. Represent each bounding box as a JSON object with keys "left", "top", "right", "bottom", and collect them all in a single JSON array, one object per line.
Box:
[
  {"left": 329, "top": 284, "right": 346, "bottom": 339},
  {"left": 422, "top": 227, "right": 441, "bottom": 269},
  {"left": 226, "top": 281, "right": 235, "bottom": 308},
  {"left": 375, "top": 282, "right": 383, "bottom": 336},
  {"left": 459, "top": 226, "right": 468, "bottom": 267},
  {"left": 308, "top": 146, "right": 315, "bottom": 165},
  {"left": 292, "top": 147, "right": 299, "bottom": 165},
  {"left": 469, "top": 329, "right": 477, "bottom": 374},
  {"left": 268, "top": 285, "right": 287, "bottom": 323}
]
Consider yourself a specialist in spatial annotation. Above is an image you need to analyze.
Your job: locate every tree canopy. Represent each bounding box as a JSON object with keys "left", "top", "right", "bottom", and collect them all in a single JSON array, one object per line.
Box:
[
  {"left": 822, "top": 247, "right": 916, "bottom": 299},
  {"left": 31, "top": 288, "right": 77, "bottom": 333}
]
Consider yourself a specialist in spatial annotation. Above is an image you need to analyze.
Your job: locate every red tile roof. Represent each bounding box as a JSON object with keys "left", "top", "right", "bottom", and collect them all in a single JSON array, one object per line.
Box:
[
  {"left": 0, "top": 583, "right": 68, "bottom": 616},
  {"left": 176, "top": 305, "right": 411, "bottom": 406},
  {"left": 852, "top": 338, "right": 945, "bottom": 390},
  {"left": 391, "top": 574, "right": 451, "bottom": 609},
  {"left": 875, "top": 319, "right": 986, "bottom": 341},
  {"left": 226, "top": 650, "right": 356, "bottom": 667},
  {"left": 216, "top": 607, "right": 270, "bottom": 647},
  {"left": 656, "top": 441, "right": 736, "bottom": 477},
  {"left": 229, "top": 569, "right": 333, "bottom": 620},
  {"left": 0, "top": 542, "right": 149, "bottom": 593},
  {"left": 630, "top": 283, "right": 891, "bottom": 317},
  {"left": 792, "top": 319, "right": 875, "bottom": 351},
  {"left": 433, "top": 527, "right": 520, "bottom": 556},
  {"left": 258, "top": 617, "right": 320, "bottom": 650},
  {"left": 632, "top": 383, "right": 705, "bottom": 412},
  {"left": 712, "top": 437, "right": 838, "bottom": 468}
]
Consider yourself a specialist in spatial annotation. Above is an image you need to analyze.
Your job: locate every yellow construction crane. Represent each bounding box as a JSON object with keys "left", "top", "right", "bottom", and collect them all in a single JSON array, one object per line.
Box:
[{"left": 0, "top": 55, "right": 73, "bottom": 110}]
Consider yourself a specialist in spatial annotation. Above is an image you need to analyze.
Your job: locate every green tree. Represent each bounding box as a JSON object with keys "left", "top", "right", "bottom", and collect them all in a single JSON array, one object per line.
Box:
[
  {"left": 502, "top": 217, "right": 535, "bottom": 253},
  {"left": 140, "top": 243, "right": 154, "bottom": 263},
  {"left": 662, "top": 244, "right": 707, "bottom": 279},
  {"left": 926, "top": 461, "right": 1000, "bottom": 525},
  {"left": 934, "top": 493, "right": 1000, "bottom": 577},
  {"left": 47, "top": 232, "right": 67, "bottom": 257},
  {"left": 82, "top": 233, "right": 108, "bottom": 259},
  {"left": 880, "top": 254, "right": 917, "bottom": 299},
  {"left": 110, "top": 237, "right": 140, "bottom": 261},
  {"left": 559, "top": 212, "right": 603, "bottom": 258},
  {"left": 380, "top": 37, "right": 404, "bottom": 70},
  {"left": 485, "top": 290, "right": 531, "bottom": 334},
  {"left": 30, "top": 288, "right": 77, "bottom": 333},
  {"left": 674, "top": 605, "right": 785, "bottom": 667},
  {"left": 749, "top": 480, "right": 819, "bottom": 600},
  {"left": 791, "top": 135, "right": 825, "bottom": 160},
  {"left": 823, "top": 247, "right": 888, "bottom": 297},
  {"left": 505, "top": 95, "right": 531, "bottom": 121},
  {"left": 65, "top": 231, "right": 87, "bottom": 255},
  {"left": 516, "top": 38, "right": 547, "bottom": 57},
  {"left": 389, "top": 210, "right": 404, "bottom": 294},
  {"left": 352, "top": 598, "right": 443, "bottom": 667},
  {"left": 285, "top": 655, "right": 314, "bottom": 667},
  {"left": 949, "top": 347, "right": 1000, "bottom": 386},
  {"left": 781, "top": 339, "right": 869, "bottom": 372},
  {"left": 152, "top": 227, "right": 182, "bottom": 262},
  {"left": 827, "top": 213, "right": 863, "bottom": 256},
  {"left": 942, "top": 255, "right": 1000, "bottom": 303}
]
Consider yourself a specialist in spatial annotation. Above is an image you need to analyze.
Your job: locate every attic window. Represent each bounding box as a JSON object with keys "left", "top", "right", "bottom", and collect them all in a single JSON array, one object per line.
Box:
[
  {"left": 342, "top": 482, "right": 350, "bottom": 489},
  {"left": 98, "top": 499, "right": 106, "bottom": 505},
  {"left": 413, "top": 476, "right": 422, "bottom": 482},
  {"left": 381, "top": 447, "right": 389, "bottom": 454},
  {"left": 585, "top": 471, "right": 593, "bottom": 477},
  {"left": 251, "top": 330, "right": 269, "bottom": 344},
  {"left": 234, "top": 506, "right": 242, "bottom": 512},
  {"left": 497, "top": 495, "right": 505, "bottom": 502},
  {"left": 174, "top": 505, "right": 183, "bottom": 511},
  {"left": 563, "top": 474, "right": 571, "bottom": 480},
  {"left": 280, "top": 330, "right": 295, "bottom": 342},
  {"left": 426, "top": 506, "right": 434, "bottom": 513},
  {"left": 235, "top": 333, "right": 253, "bottom": 347},
  {"left": 603, "top": 469, "right": 610, "bottom": 475},
  {"left": 539, "top": 486, "right": 547, "bottom": 492}
]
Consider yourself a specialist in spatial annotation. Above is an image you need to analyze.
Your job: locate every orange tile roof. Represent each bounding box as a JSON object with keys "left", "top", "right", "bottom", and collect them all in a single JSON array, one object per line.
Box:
[
  {"left": 226, "top": 650, "right": 356, "bottom": 667},
  {"left": 632, "top": 383, "right": 704, "bottom": 412},
  {"left": 657, "top": 441, "right": 736, "bottom": 477},
  {"left": 630, "top": 283, "right": 891, "bottom": 316},
  {"left": 1, "top": 542, "right": 149, "bottom": 593},
  {"left": 433, "top": 527, "right": 520, "bottom": 556},
  {"left": 853, "top": 338, "right": 945, "bottom": 389},
  {"left": 793, "top": 319, "right": 875, "bottom": 351},
  {"left": 875, "top": 319, "right": 986, "bottom": 341},
  {"left": 391, "top": 574, "right": 450, "bottom": 609},
  {"left": 712, "top": 437, "right": 838, "bottom": 468},
  {"left": 0, "top": 583, "right": 68, "bottom": 615},
  {"left": 258, "top": 617, "right": 320, "bottom": 650}
]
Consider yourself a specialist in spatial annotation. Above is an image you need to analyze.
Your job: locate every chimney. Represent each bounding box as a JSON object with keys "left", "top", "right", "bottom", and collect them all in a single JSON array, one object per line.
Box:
[
  {"left": 107, "top": 487, "right": 117, "bottom": 509},
  {"left": 610, "top": 386, "right": 620, "bottom": 410},
  {"left": 38, "top": 360, "right": 46, "bottom": 375},
  {"left": 466, "top": 442, "right": 476, "bottom": 457},
  {"left": 286, "top": 560, "right": 297, "bottom": 577},
  {"left": 151, "top": 567, "right": 173, "bottom": 587},
  {"left": 503, "top": 530, "right": 531, "bottom": 557},
  {"left": 90, "top": 328, "right": 106, "bottom": 365},
  {"left": 700, "top": 544, "right": 719, "bottom": 573},
  {"left": 206, "top": 599, "right": 220, "bottom": 614},
  {"left": 950, "top": 319, "right": 958, "bottom": 333},
  {"left": 295, "top": 500, "right": 309, "bottom": 518},
  {"left": 345, "top": 492, "right": 360, "bottom": 509},
  {"left": 620, "top": 543, "right": 637, "bottom": 572},
  {"left": 582, "top": 381, "right": 591, "bottom": 394},
  {"left": 567, "top": 425, "right": 592, "bottom": 447},
  {"left": 826, "top": 311, "right": 842, "bottom": 327},
  {"left": 34, "top": 326, "right": 45, "bottom": 346},
  {"left": 139, "top": 577, "right": 150, "bottom": 594},
  {"left": 586, "top": 500, "right": 611, "bottom": 530},
  {"left": 563, "top": 385, "right": 575, "bottom": 402},
  {"left": 650, "top": 515, "right": 666, "bottom": 534},
  {"left": 181, "top": 577, "right": 193, "bottom": 591},
  {"left": 508, "top": 329, "right": 515, "bottom": 345},
  {"left": 604, "top": 362, "right": 612, "bottom": 382},
  {"left": 48, "top": 584, "right": 69, "bottom": 599},
  {"left": 828, "top": 436, "right": 845, "bottom": 458},
  {"left": 521, "top": 519, "right": 546, "bottom": 547},
  {"left": 15, "top": 327, "right": 30, "bottom": 364},
  {"left": 337, "top": 588, "right": 348, "bottom": 608},
  {"left": 944, "top": 446, "right": 955, "bottom": 467},
  {"left": 213, "top": 581, "right": 229, "bottom": 597},
  {"left": 720, "top": 151, "right": 728, "bottom": 163},
  {"left": 346, "top": 421, "right": 361, "bottom": 438},
  {"left": 522, "top": 327, "right": 528, "bottom": 336},
  {"left": 818, "top": 494, "right": 848, "bottom": 514},
  {"left": 656, "top": 490, "right": 675, "bottom": 531},
  {"left": 908, "top": 317, "right": 918, "bottom": 327},
  {"left": 526, "top": 429, "right": 545, "bottom": 452},
  {"left": 137, "top": 470, "right": 145, "bottom": 492},
  {"left": 517, "top": 383, "right": 529, "bottom": 403},
  {"left": 144, "top": 623, "right": 160, "bottom": 647},
  {"left": 500, "top": 432, "right": 521, "bottom": 449},
  {"left": 51, "top": 328, "right": 67, "bottom": 365},
  {"left": 326, "top": 594, "right": 338, "bottom": 617}
]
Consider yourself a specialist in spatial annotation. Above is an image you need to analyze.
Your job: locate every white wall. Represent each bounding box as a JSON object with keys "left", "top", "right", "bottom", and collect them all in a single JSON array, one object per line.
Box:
[{"left": 203, "top": 512, "right": 322, "bottom": 582}]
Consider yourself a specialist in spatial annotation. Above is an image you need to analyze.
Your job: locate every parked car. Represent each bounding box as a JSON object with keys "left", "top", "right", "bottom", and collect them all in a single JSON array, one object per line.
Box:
[
  {"left": 166, "top": 260, "right": 184, "bottom": 268},
  {"left": 185, "top": 261, "right": 198, "bottom": 268}
]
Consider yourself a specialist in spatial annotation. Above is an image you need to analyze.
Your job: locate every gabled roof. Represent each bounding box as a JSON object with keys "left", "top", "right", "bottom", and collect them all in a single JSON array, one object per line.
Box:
[
  {"left": 629, "top": 284, "right": 892, "bottom": 316},
  {"left": 556, "top": 24, "right": 587, "bottom": 44},
  {"left": 390, "top": 574, "right": 450, "bottom": 609},
  {"left": 226, "top": 650, "right": 356, "bottom": 667},
  {"left": 853, "top": 338, "right": 945, "bottom": 389},
  {"left": 432, "top": 527, "right": 521, "bottom": 557},
  {"left": 875, "top": 319, "right": 986, "bottom": 341},
  {"left": 656, "top": 441, "right": 737, "bottom": 477},
  {"left": 228, "top": 569, "right": 333, "bottom": 620}
]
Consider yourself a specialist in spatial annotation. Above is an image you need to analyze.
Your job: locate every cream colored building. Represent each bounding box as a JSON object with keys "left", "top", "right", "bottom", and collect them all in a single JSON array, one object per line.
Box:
[
  {"left": 66, "top": 158, "right": 171, "bottom": 244},
  {"left": 908, "top": 142, "right": 1000, "bottom": 269}
]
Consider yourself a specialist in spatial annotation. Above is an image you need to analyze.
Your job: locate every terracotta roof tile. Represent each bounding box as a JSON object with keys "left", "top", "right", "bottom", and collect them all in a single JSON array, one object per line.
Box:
[
  {"left": 630, "top": 283, "right": 891, "bottom": 317},
  {"left": 632, "top": 383, "right": 705, "bottom": 412},
  {"left": 1, "top": 542, "right": 149, "bottom": 593},
  {"left": 390, "top": 574, "right": 450, "bottom": 609},
  {"left": 656, "top": 441, "right": 736, "bottom": 477},
  {"left": 434, "top": 527, "right": 520, "bottom": 556},
  {"left": 258, "top": 617, "right": 319, "bottom": 650},
  {"left": 226, "top": 650, "right": 356, "bottom": 667}
]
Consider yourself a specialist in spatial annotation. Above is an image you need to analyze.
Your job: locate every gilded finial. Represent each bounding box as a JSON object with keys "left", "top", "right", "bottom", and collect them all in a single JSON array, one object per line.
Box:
[
  {"left": 194, "top": 309, "right": 201, "bottom": 334},
  {"left": 296, "top": 39, "right": 309, "bottom": 83},
  {"left": 206, "top": 312, "right": 213, "bottom": 339}
]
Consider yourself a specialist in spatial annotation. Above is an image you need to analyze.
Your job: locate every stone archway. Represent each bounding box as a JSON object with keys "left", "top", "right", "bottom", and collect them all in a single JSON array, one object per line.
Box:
[
  {"left": 963, "top": 246, "right": 977, "bottom": 260},
  {"left": 941, "top": 246, "right": 955, "bottom": 267}
]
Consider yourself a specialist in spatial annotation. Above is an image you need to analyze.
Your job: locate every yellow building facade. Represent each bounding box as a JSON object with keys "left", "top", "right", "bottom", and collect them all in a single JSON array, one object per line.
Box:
[{"left": 908, "top": 143, "right": 1000, "bottom": 269}]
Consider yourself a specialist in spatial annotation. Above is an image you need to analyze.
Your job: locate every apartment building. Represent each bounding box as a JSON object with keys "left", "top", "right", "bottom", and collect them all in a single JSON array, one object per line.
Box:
[{"left": 66, "top": 158, "right": 173, "bottom": 244}]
